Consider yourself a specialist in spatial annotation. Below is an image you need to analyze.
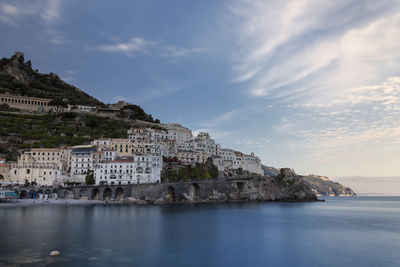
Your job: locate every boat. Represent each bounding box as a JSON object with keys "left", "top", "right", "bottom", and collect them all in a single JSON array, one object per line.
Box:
[{"left": 0, "top": 190, "right": 19, "bottom": 199}]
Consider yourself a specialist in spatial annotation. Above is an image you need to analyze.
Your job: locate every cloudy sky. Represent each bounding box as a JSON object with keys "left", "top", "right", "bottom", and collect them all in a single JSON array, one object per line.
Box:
[{"left": 1, "top": 0, "right": 400, "bottom": 184}]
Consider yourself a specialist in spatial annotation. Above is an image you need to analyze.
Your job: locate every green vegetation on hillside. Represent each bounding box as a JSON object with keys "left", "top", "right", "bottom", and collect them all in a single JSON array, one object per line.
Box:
[
  {"left": 162, "top": 158, "right": 219, "bottom": 181},
  {"left": 0, "top": 111, "right": 137, "bottom": 160},
  {"left": 0, "top": 53, "right": 103, "bottom": 106}
]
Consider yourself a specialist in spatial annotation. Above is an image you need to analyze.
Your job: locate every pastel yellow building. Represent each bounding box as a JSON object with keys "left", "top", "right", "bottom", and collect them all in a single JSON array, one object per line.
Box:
[{"left": 109, "top": 139, "right": 134, "bottom": 155}]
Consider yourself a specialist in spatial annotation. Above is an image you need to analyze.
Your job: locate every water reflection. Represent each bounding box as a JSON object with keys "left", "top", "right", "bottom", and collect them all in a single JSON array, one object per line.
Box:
[{"left": 0, "top": 198, "right": 399, "bottom": 266}]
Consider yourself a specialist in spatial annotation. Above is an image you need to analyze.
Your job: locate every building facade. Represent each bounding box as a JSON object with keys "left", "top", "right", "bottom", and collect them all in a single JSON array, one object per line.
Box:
[
  {"left": 0, "top": 93, "right": 53, "bottom": 112},
  {"left": 70, "top": 145, "right": 97, "bottom": 182},
  {"left": 94, "top": 155, "right": 162, "bottom": 185}
]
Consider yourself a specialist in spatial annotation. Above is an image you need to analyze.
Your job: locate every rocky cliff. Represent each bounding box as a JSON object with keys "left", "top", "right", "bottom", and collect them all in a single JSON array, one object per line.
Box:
[
  {"left": 262, "top": 165, "right": 356, "bottom": 196},
  {"left": 302, "top": 175, "right": 356, "bottom": 196},
  {"left": 119, "top": 169, "right": 319, "bottom": 204},
  {"left": 0, "top": 52, "right": 103, "bottom": 106}
]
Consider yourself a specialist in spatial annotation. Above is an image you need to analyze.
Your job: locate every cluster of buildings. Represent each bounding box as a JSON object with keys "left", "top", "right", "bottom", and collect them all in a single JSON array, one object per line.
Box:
[{"left": 0, "top": 123, "right": 263, "bottom": 186}]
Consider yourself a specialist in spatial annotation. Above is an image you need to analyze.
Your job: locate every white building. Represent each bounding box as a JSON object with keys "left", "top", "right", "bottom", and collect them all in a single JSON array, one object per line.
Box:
[
  {"left": 67, "top": 104, "right": 96, "bottom": 112},
  {"left": 91, "top": 138, "right": 112, "bottom": 150},
  {"left": 233, "top": 151, "right": 263, "bottom": 175},
  {"left": 8, "top": 148, "right": 64, "bottom": 186},
  {"left": 166, "top": 123, "right": 192, "bottom": 143},
  {"left": 70, "top": 145, "right": 97, "bottom": 182},
  {"left": 94, "top": 155, "right": 162, "bottom": 185},
  {"left": 215, "top": 149, "right": 263, "bottom": 176}
]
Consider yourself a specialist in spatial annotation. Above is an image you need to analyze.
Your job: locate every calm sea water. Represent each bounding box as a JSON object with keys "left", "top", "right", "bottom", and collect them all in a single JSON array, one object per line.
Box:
[{"left": 0, "top": 197, "right": 399, "bottom": 267}]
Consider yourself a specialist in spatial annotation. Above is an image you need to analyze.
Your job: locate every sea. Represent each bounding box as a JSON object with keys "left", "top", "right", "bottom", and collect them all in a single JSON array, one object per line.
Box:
[{"left": 0, "top": 197, "right": 399, "bottom": 267}]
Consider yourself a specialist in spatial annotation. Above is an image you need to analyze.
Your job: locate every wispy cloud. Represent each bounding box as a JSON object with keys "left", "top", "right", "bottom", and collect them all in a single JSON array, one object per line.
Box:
[
  {"left": 97, "top": 37, "right": 155, "bottom": 55},
  {"left": 214, "top": 0, "right": 400, "bottom": 176},
  {"left": 200, "top": 109, "right": 240, "bottom": 128},
  {"left": 226, "top": 0, "right": 400, "bottom": 102},
  {"left": 41, "top": 0, "right": 62, "bottom": 25},
  {"left": 163, "top": 46, "right": 205, "bottom": 59},
  {"left": 0, "top": 0, "right": 65, "bottom": 45},
  {"left": 108, "top": 85, "right": 182, "bottom": 104},
  {"left": 96, "top": 37, "right": 204, "bottom": 60},
  {"left": 0, "top": 2, "right": 36, "bottom": 25}
]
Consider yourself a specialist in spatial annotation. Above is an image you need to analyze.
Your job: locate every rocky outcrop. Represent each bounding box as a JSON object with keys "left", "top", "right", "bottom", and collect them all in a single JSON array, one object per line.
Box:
[
  {"left": 0, "top": 52, "right": 103, "bottom": 106},
  {"left": 302, "top": 174, "right": 356, "bottom": 196},
  {"left": 262, "top": 165, "right": 356, "bottom": 196},
  {"left": 112, "top": 172, "right": 318, "bottom": 204}
]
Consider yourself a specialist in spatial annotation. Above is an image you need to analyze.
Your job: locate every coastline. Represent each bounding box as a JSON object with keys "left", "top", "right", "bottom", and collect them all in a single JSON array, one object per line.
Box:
[{"left": 0, "top": 199, "right": 104, "bottom": 207}]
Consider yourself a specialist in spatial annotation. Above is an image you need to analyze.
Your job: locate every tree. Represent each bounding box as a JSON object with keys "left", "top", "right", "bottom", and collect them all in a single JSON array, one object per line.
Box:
[
  {"left": 85, "top": 171, "right": 95, "bottom": 185},
  {"left": 49, "top": 98, "right": 68, "bottom": 108}
]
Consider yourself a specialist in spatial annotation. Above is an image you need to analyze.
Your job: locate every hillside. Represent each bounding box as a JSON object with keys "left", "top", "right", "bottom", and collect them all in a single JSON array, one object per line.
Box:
[
  {"left": 0, "top": 52, "right": 103, "bottom": 106},
  {"left": 262, "top": 165, "right": 356, "bottom": 196},
  {"left": 0, "top": 111, "right": 163, "bottom": 161},
  {"left": 0, "top": 52, "right": 164, "bottom": 160},
  {"left": 302, "top": 175, "right": 356, "bottom": 196}
]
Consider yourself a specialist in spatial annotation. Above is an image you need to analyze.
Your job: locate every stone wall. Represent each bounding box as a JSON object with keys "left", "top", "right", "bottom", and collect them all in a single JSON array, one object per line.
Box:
[
  {"left": 13, "top": 175, "right": 318, "bottom": 203},
  {"left": 0, "top": 94, "right": 52, "bottom": 112}
]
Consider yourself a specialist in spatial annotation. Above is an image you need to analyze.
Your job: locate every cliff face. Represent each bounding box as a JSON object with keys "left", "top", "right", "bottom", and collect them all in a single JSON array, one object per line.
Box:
[
  {"left": 262, "top": 165, "right": 356, "bottom": 196},
  {"left": 0, "top": 52, "right": 103, "bottom": 106},
  {"left": 118, "top": 173, "right": 318, "bottom": 204},
  {"left": 302, "top": 175, "right": 356, "bottom": 196}
]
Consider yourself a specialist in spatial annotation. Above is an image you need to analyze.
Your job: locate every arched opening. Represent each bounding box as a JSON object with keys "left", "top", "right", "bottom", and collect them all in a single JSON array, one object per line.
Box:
[
  {"left": 44, "top": 189, "right": 52, "bottom": 198},
  {"left": 189, "top": 183, "right": 200, "bottom": 200},
  {"left": 52, "top": 189, "right": 58, "bottom": 198},
  {"left": 145, "top": 167, "right": 152, "bottom": 174},
  {"left": 19, "top": 190, "right": 28, "bottom": 199},
  {"left": 79, "top": 189, "right": 89, "bottom": 200},
  {"left": 115, "top": 187, "right": 124, "bottom": 201},
  {"left": 64, "top": 189, "right": 75, "bottom": 199},
  {"left": 28, "top": 190, "right": 35, "bottom": 199},
  {"left": 167, "top": 186, "right": 176, "bottom": 202},
  {"left": 136, "top": 167, "right": 143, "bottom": 174},
  {"left": 236, "top": 182, "right": 244, "bottom": 193},
  {"left": 103, "top": 188, "right": 112, "bottom": 201},
  {"left": 92, "top": 188, "right": 100, "bottom": 200}
]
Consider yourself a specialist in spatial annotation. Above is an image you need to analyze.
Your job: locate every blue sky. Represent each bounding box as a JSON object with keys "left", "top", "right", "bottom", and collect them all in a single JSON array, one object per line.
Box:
[{"left": 1, "top": 0, "right": 400, "bottom": 180}]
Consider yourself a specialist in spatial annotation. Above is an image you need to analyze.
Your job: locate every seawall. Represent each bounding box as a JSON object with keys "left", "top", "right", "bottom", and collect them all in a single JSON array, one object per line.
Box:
[{"left": 12, "top": 175, "right": 319, "bottom": 203}]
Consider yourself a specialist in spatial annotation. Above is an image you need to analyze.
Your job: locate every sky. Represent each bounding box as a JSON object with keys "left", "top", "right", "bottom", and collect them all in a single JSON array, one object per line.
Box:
[{"left": 1, "top": 0, "right": 400, "bottom": 187}]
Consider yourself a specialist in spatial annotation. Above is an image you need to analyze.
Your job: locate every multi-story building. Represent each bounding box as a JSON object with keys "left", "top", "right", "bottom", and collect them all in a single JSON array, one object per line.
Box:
[
  {"left": 233, "top": 151, "right": 263, "bottom": 175},
  {"left": 109, "top": 139, "right": 134, "bottom": 155},
  {"left": 214, "top": 149, "right": 263, "bottom": 176},
  {"left": 166, "top": 123, "right": 192, "bottom": 143},
  {"left": 91, "top": 138, "right": 112, "bottom": 150},
  {"left": 70, "top": 145, "right": 96, "bottom": 182},
  {"left": 128, "top": 127, "right": 168, "bottom": 144},
  {"left": 8, "top": 148, "right": 64, "bottom": 185},
  {"left": 102, "top": 149, "right": 118, "bottom": 161},
  {"left": 94, "top": 155, "right": 162, "bottom": 185},
  {"left": 146, "top": 128, "right": 168, "bottom": 143}
]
